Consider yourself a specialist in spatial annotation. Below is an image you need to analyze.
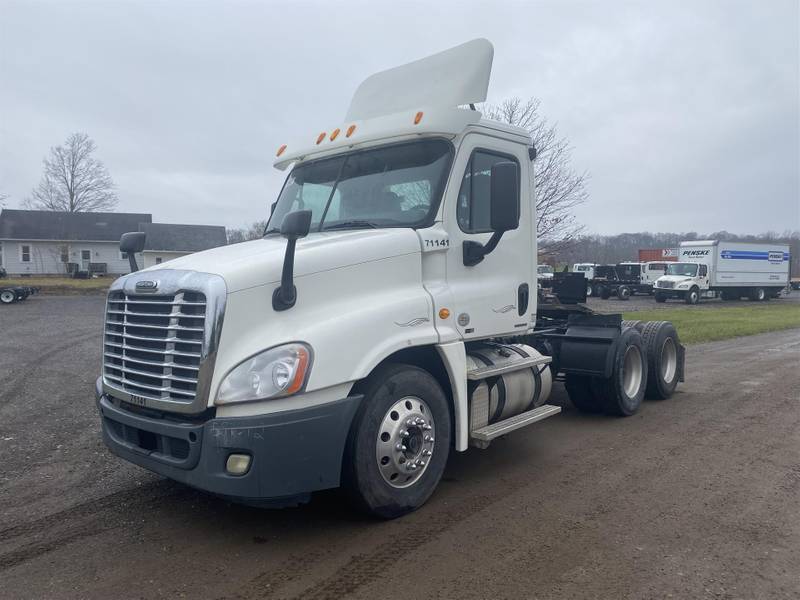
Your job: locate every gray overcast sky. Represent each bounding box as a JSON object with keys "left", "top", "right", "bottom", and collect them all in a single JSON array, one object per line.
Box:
[{"left": 1, "top": 0, "right": 798, "bottom": 234}]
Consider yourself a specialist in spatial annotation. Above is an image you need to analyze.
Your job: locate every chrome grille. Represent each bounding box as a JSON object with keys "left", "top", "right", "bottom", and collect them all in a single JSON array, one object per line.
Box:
[
  {"left": 103, "top": 291, "right": 207, "bottom": 403},
  {"left": 657, "top": 280, "right": 675, "bottom": 289}
]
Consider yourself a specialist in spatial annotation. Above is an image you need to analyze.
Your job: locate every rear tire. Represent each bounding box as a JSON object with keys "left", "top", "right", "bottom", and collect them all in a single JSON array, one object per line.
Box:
[
  {"left": 595, "top": 328, "right": 647, "bottom": 416},
  {"left": 639, "top": 321, "right": 681, "bottom": 400},
  {"left": 343, "top": 364, "right": 451, "bottom": 519},
  {"left": 749, "top": 287, "right": 766, "bottom": 301},
  {"left": 0, "top": 290, "right": 15, "bottom": 304},
  {"left": 617, "top": 286, "right": 631, "bottom": 301},
  {"left": 586, "top": 283, "right": 593, "bottom": 297},
  {"left": 600, "top": 286, "right": 611, "bottom": 300},
  {"left": 622, "top": 319, "right": 643, "bottom": 332},
  {"left": 565, "top": 374, "right": 602, "bottom": 413}
]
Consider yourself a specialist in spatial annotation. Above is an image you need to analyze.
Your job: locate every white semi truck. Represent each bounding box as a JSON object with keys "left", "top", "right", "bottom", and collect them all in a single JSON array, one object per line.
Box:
[
  {"left": 95, "top": 40, "right": 685, "bottom": 518},
  {"left": 654, "top": 240, "right": 790, "bottom": 304}
]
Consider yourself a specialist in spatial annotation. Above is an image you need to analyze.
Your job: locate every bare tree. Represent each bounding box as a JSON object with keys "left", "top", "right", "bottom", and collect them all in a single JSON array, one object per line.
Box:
[
  {"left": 0, "top": 192, "right": 8, "bottom": 208},
  {"left": 25, "top": 133, "right": 118, "bottom": 212},
  {"left": 481, "top": 98, "right": 588, "bottom": 255},
  {"left": 227, "top": 220, "right": 268, "bottom": 244}
]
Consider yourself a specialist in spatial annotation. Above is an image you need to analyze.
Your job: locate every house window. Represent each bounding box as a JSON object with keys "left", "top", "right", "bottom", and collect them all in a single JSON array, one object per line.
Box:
[
  {"left": 119, "top": 251, "right": 128, "bottom": 260},
  {"left": 21, "top": 244, "right": 31, "bottom": 263},
  {"left": 456, "top": 150, "right": 520, "bottom": 234},
  {"left": 59, "top": 245, "right": 69, "bottom": 263},
  {"left": 155, "top": 257, "right": 163, "bottom": 264}
]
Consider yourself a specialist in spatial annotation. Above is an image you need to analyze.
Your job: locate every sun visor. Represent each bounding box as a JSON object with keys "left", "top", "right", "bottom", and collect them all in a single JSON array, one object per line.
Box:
[{"left": 345, "top": 38, "right": 494, "bottom": 122}]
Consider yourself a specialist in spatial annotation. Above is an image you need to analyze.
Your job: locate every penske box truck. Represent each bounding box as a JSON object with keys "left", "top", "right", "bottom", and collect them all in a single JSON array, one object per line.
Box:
[
  {"left": 95, "top": 40, "right": 686, "bottom": 518},
  {"left": 654, "top": 240, "right": 790, "bottom": 304}
]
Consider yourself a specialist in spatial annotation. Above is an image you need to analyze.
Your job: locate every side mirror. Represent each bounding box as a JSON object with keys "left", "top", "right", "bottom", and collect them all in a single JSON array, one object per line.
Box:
[
  {"left": 273, "top": 210, "right": 312, "bottom": 311},
  {"left": 463, "top": 161, "right": 519, "bottom": 266},
  {"left": 490, "top": 161, "right": 520, "bottom": 232},
  {"left": 280, "top": 209, "right": 312, "bottom": 240},
  {"left": 270, "top": 201, "right": 277, "bottom": 215},
  {"left": 120, "top": 231, "right": 146, "bottom": 272}
]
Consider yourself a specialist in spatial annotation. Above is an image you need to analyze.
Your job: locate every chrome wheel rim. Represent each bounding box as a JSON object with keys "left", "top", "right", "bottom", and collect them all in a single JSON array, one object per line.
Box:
[
  {"left": 1, "top": 291, "right": 14, "bottom": 303},
  {"left": 660, "top": 337, "right": 677, "bottom": 383},
  {"left": 375, "top": 396, "right": 435, "bottom": 488},
  {"left": 586, "top": 284, "right": 592, "bottom": 297},
  {"left": 622, "top": 345, "right": 643, "bottom": 398}
]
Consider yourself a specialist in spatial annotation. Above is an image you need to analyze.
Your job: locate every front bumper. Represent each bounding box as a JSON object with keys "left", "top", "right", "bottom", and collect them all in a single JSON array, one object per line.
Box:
[
  {"left": 96, "top": 378, "right": 362, "bottom": 502},
  {"left": 655, "top": 287, "right": 687, "bottom": 298}
]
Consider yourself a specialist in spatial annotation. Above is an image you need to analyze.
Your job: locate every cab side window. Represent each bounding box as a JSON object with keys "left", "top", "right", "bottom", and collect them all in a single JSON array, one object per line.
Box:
[
  {"left": 699, "top": 264, "right": 708, "bottom": 277},
  {"left": 457, "top": 150, "right": 519, "bottom": 234}
]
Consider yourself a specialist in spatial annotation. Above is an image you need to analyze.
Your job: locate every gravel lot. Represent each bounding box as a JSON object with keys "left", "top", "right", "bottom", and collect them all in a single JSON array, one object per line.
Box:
[{"left": 1, "top": 295, "right": 799, "bottom": 599}]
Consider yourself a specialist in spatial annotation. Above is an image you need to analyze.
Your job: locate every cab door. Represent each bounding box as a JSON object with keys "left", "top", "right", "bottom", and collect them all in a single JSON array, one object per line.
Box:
[{"left": 442, "top": 134, "right": 534, "bottom": 339}]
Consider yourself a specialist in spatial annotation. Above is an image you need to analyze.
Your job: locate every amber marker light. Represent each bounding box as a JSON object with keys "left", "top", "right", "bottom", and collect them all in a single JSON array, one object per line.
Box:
[
  {"left": 285, "top": 346, "right": 310, "bottom": 395},
  {"left": 316, "top": 132, "right": 326, "bottom": 145},
  {"left": 276, "top": 144, "right": 287, "bottom": 157},
  {"left": 346, "top": 124, "right": 356, "bottom": 138},
  {"left": 330, "top": 128, "right": 341, "bottom": 141},
  {"left": 438, "top": 308, "right": 450, "bottom": 320},
  {"left": 414, "top": 111, "right": 424, "bottom": 125}
]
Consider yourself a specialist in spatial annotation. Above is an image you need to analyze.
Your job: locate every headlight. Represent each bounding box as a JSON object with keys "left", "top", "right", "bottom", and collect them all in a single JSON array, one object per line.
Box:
[
  {"left": 677, "top": 283, "right": 690, "bottom": 289},
  {"left": 216, "top": 343, "right": 312, "bottom": 405}
]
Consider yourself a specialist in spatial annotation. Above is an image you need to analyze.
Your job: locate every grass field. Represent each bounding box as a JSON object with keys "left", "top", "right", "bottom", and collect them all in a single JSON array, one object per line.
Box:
[
  {"left": 624, "top": 303, "right": 800, "bottom": 344},
  {"left": 1, "top": 276, "right": 114, "bottom": 294}
]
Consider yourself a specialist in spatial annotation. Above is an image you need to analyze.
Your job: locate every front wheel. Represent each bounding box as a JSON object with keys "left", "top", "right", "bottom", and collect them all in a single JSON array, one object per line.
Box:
[
  {"left": 0, "top": 290, "right": 16, "bottom": 304},
  {"left": 617, "top": 285, "right": 632, "bottom": 301},
  {"left": 655, "top": 292, "right": 667, "bottom": 303},
  {"left": 586, "top": 283, "right": 593, "bottom": 297},
  {"left": 685, "top": 288, "right": 700, "bottom": 305},
  {"left": 343, "top": 364, "right": 451, "bottom": 519}
]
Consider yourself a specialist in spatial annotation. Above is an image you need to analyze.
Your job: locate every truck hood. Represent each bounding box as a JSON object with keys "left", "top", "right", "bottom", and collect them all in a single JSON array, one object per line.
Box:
[
  {"left": 658, "top": 275, "right": 695, "bottom": 284},
  {"left": 139, "top": 228, "right": 422, "bottom": 293}
]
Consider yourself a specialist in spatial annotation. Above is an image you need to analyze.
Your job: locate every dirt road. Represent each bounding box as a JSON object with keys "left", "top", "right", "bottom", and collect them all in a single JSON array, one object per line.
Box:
[{"left": 1, "top": 296, "right": 799, "bottom": 599}]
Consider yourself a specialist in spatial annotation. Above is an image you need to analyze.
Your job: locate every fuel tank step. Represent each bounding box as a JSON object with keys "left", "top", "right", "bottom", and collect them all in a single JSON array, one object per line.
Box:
[
  {"left": 469, "top": 404, "right": 561, "bottom": 448},
  {"left": 467, "top": 354, "right": 552, "bottom": 381}
]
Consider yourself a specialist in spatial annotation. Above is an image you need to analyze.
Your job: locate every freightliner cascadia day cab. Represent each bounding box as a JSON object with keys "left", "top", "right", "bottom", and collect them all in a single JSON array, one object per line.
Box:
[
  {"left": 654, "top": 240, "right": 790, "bottom": 304},
  {"left": 96, "top": 40, "right": 686, "bottom": 518}
]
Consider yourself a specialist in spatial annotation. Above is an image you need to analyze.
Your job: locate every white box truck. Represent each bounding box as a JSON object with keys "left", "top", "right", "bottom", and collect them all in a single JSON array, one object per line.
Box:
[
  {"left": 654, "top": 240, "right": 790, "bottom": 304},
  {"left": 95, "top": 40, "right": 685, "bottom": 518}
]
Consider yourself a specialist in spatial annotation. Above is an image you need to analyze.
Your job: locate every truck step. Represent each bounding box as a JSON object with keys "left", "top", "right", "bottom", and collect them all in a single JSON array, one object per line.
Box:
[
  {"left": 467, "top": 355, "right": 552, "bottom": 381},
  {"left": 469, "top": 404, "right": 561, "bottom": 448}
]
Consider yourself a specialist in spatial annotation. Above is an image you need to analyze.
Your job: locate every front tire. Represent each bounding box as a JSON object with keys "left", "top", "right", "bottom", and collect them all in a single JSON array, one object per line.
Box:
[
  {"left": 586, "top": 283, "right": 593, "bottom": 297},
  {"left": 0, "top": 290, "right": 16, "bottom": 304},
  {"left": 343, "top": 364, "right": 451, "bottom": 519},
  {"left": 655, "top": 292, "right": 667, "bottom": 303},
  {"left": 685, "top": 287, "right": 700, "bottom": 305},
  {"left": 617, "top": 285, "right": 631, "bottom": 301}
]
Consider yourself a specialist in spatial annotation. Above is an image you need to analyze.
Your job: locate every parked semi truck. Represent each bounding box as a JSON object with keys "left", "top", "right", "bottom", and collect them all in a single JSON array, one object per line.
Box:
[
  {"left": 654, "top": 240, "right": 790, "bottom": 304},
  {"left": 94, "top": 40, "right": 685, "bottom": 518}
]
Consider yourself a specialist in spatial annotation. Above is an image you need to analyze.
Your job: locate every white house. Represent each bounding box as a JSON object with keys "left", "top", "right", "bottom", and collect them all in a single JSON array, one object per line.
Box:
[{"left": 0, "top": 209, "right": 227, "bottom": 276}]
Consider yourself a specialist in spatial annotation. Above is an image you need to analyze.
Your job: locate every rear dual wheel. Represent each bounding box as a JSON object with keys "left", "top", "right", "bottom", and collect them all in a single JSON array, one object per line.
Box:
[{"left": 565, "top": 328, "right": 647, "bottom": 416}]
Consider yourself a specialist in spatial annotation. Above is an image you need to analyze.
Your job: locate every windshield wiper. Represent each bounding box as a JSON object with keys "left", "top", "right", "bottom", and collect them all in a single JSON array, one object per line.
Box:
[{"left": 322, "top": 220, "right": 379, "bottom": 231}]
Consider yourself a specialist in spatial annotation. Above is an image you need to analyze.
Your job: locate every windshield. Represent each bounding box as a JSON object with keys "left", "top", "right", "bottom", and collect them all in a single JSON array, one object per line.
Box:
[
  {"left": 267, "top": 139, "right": 452, "bottom": 233},
  {"left": 576, "top": 265, "right": 592, "bottom": 272},
  {"left": 538, "top": 265, "right": 553, "bottom": 274},
  {"left": 666, "top": 263, "right": 698, "bottom": 277}
]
